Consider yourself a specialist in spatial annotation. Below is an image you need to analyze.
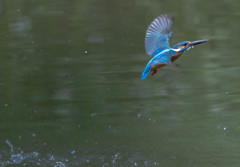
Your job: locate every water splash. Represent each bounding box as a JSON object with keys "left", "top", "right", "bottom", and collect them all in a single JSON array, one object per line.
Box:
[
  {"left": 5, "top": 139, "right": 39, "bottom": 165},
  {"left": 2, "top": 140, "right": 160, "bottom": 166},
  {"left": 10, "top": 153, "right": 23, "bottom": 164},
  {"left": 5, "top": 140, "right": 14, "bottom": 153}
]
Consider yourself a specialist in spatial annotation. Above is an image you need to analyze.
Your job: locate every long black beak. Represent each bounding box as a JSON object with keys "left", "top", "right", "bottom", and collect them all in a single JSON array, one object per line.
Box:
[{"left": 190, "top": 39, "right": 208, "bottom": 46}]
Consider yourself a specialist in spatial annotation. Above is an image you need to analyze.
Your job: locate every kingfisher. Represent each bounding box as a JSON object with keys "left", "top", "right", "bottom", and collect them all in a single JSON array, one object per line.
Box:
[{"left": 141, "top": 14, "right": 207, "bottom": 80}]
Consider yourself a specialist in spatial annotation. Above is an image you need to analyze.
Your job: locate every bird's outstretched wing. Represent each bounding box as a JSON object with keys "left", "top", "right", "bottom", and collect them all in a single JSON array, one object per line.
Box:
[{"left": 145, "top": 15, "right": 173, "bottom": 57}]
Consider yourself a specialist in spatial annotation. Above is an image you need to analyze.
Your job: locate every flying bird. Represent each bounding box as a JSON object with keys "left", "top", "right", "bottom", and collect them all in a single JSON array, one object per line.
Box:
[{"left": 141, "top": 14, "right": 207, "bottom": 80}]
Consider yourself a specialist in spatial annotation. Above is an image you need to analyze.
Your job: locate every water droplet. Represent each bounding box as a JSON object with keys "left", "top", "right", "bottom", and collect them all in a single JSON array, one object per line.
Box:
[
  {"left": 71, "top": 150, "right": 75, "bottom": 154},
  {"left": 17, "top": 9, "right": 20, "bottom": 12},
  {"left": 54, "top": 162, "right": 66, "bottom": 167},
  {"left": 224, "top": 127, "right": 227, "bottom": 131},
  {"left": 32, "top": 152, "right": 39, "bottom": 157},
  {"left": 137, "top": 114, "right": 142, "bottom": 118},
  {"left": 84, "top": 51, "right": 88, "bottom": 54},
  {"left": 49, "top": 155, "right": 54, "bottom": 161},
  {"left": 4, "top": 104, "right": 8, "bottom": 107},
  {"left": 32, "top": 133, "right": 36, "bottom": 137}
]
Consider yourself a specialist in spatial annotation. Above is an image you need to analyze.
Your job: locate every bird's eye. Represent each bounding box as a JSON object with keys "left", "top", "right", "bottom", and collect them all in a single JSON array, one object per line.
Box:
[{"left": 184, "top": 43, "right": 188, "bottom": 46}]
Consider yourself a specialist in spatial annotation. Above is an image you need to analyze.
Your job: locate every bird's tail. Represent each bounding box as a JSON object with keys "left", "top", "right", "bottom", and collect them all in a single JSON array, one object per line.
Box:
[{"left": 141, "top": 65, "right": 151, "bottom": 80}]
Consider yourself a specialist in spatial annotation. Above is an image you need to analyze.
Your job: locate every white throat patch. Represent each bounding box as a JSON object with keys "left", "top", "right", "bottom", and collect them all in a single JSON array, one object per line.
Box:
[{"left": 171, "top": 48, "right": 181, "bottom": 52}]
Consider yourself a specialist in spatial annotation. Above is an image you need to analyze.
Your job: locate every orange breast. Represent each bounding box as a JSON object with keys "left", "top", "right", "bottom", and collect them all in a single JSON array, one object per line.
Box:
[
  {"left": 171, "top": 52, "right": 183, "bottom": 62},
  {"left": 151, "top": 64, "right": 166, "bottom": 70}
]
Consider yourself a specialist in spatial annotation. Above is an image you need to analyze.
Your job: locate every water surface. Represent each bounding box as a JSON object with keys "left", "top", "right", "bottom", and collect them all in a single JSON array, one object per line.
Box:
[{"left": 0, "top": 0, "right": 240, "bottom": 166}]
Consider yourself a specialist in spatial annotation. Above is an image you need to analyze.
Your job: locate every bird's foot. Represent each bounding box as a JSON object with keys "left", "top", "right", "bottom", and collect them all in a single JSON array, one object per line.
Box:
[{"left": 151, "top": 69, "right": 157, "bottom": 75}]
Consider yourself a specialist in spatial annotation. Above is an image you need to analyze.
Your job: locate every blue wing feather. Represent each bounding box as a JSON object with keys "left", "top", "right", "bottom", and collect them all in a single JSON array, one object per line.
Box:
[
  {"left": 141, "top": 50, "right": 172, "bottom": 80},
  {"left": 145, "top": 15, "right": 173, "bottom": 57}
]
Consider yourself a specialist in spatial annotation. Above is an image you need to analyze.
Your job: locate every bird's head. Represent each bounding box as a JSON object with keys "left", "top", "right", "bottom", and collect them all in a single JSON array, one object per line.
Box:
[{"left": 171, "top": 39, "right": 207, "bottom": 53}]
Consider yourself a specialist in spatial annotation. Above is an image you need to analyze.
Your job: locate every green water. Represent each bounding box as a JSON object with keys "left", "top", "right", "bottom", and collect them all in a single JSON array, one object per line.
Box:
[{"left": 0, "top": 0, "right": 240, "bottom": 166}]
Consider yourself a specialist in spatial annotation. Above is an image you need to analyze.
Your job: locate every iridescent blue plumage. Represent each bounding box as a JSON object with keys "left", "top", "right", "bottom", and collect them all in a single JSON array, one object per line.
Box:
[
  {"left": 141, "top": 14, "right": 207, "bottom": 80},
  {"left": 142, "top": 49, "right": 172, "bottom": 79},
  {"left": 145, "top": 14, "right": 173, "bottom": 56}
]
